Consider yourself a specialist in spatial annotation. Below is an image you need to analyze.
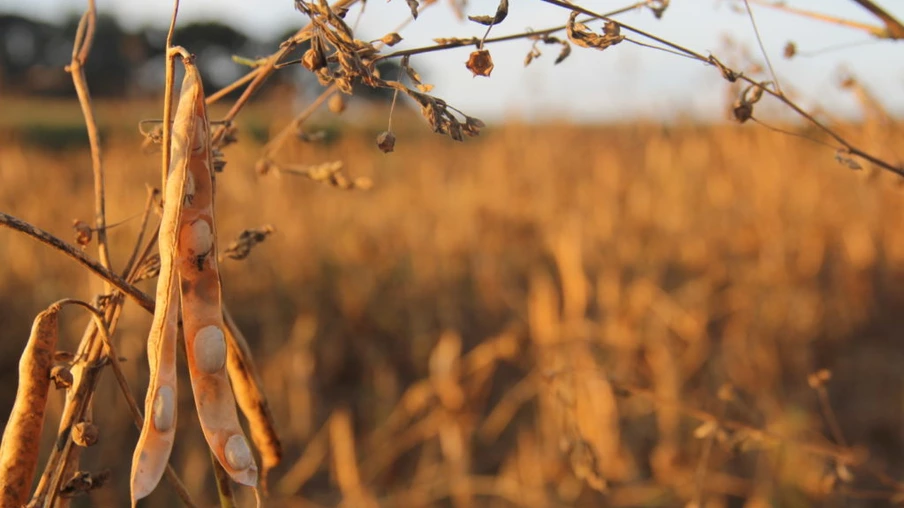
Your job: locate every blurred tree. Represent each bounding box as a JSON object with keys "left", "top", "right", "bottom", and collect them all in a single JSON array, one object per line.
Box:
[{"left": 0, "top": 14, "right": 420, "bottom": 103}]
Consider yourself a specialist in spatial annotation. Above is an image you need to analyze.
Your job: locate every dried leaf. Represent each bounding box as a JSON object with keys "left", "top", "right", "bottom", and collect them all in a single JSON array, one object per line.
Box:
[
  {"left": 524, "top": 46, "right": 541, "bottom": 67},
  {"left": 60, "top": 470, "right": 110, "bottom": 498},
  {"left": 555, "top": 42, "right": 572, "bottom": 64},
  {"left": 566, "top": 12, "right": 624, "bottom": 51},
  {"left": 468, "top": 0, "right": 509, "bottom": 26},
  {"left": 380, "top": 32, "right": 403, "bottom": 46},
  {"left": 466, "top": 49, "right": 494, "bottom": 77},
  {"left": 223, "top": 225, "right": 276, "bottom": 261},
  {"left": 405, "top": 0, "right": 419, "bottom": 19}
]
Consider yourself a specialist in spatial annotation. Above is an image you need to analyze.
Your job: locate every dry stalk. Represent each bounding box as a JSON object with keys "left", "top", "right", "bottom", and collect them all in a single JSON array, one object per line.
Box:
[{"left": 66, "top": 0, "right": 111, "bottom": 281}]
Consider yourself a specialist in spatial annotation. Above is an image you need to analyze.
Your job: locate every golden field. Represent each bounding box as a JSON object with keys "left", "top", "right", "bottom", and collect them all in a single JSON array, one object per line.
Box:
[{"left": 2, "top": 106, "right": 904, "bottom": 507}]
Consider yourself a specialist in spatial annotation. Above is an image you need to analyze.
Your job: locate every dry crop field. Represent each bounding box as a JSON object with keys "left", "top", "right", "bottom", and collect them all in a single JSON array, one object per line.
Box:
[
  {"left": 3, "top": 109, "right": 904, "bottom": 507},
  {"left": 4, "top": 0, "right": 904, "bottom": 507}
]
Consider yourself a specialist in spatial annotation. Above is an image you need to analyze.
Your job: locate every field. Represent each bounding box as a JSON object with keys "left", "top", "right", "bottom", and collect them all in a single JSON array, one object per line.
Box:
[{"left": 2, "top": 102, "right": 904, "bottom": 507}]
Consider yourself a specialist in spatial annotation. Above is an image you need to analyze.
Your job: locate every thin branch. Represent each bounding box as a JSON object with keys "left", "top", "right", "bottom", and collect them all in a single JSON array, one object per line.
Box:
[
  {"left": 67, "top": 0, "right": 112, "bottom": 285},
  {"left": 747, "top": 0, "right": 887, "bottom": 38},
  {"left": 262, "top": 83, "right": 339, "bottom": 158},
  {"left": 850, "top": 0, "right": 904, "bottom": 39},
  {"left": 209, "top": 0, "right": 363, "bottom": 148},
  {"left": 742, "top": 0, "right": 782, "bottom": 95},
  {"left": 0, "top": 212, "right": 153, "bottom": 312},
  {"left": 122, "top": 186, "right": 160, "bottom": 277},
  {"left": 161, "top": 0, "right": 181, "bottom": 191},
  {"left": 536, "top": 0, "right": 904, "bottom": 178},
  {"left": 376, "top": 1, "right": 652, "bottom": 62}
]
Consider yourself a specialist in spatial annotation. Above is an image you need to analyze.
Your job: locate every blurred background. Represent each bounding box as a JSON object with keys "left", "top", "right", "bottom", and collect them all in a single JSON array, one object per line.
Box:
[{"left": 2, "top": 1, "right": 904, "bottom": 507}]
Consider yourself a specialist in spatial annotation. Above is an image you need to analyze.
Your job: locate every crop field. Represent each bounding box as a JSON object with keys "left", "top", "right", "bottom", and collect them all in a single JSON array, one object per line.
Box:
[{"left": 3, "top": 101, "right": 904, "bottom": 506}]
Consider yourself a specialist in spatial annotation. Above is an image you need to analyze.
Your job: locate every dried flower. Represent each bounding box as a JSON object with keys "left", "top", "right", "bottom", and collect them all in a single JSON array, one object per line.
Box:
[
  {"left": 73, "top": 220, "right": 92, "bottom": 248},
  {"left": 466, "top": 49, "right": 494, "bottom": 77},
  {"left": 377, "top": 131, "right": 396, "bottom": 153}
]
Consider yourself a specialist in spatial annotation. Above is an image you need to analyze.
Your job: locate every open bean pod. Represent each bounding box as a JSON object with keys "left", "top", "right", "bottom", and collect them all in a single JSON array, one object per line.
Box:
[
  {"left": 130, "top": 53, "right": 257, "bottom": 504},
  {"left": 175, "top": 60, "right": 258, "bottom": 487}
]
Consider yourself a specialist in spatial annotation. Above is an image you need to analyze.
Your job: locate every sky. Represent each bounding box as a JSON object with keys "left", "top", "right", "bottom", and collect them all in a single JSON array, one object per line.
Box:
[{"left": 2, "top": 0, "right": 903, "bottom": 122}]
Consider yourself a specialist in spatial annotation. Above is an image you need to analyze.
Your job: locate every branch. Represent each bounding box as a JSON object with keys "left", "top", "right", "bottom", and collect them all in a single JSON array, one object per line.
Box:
[
  {"left": 0, "top": 212, "right": 153, "bottom": 313},
  {"left": 66, "top": 0, "right": 112, "bottom": 283},
  {"left": 537, "top": 0, "right": 904, "bottom": 178},
  {"left": 850, "top": 0, "right": 904, "bottom": 39}
]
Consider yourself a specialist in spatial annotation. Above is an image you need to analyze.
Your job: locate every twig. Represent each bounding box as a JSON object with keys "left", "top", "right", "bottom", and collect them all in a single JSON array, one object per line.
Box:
[
  {"left": 262, "top": 83, "right": 339, "bottom": 158},
  {"left": 376, "top": 1, "right": 652, "bottom": 62},
  {"left": 850, "top": 0, "right": 904, "bottom": 39},
  {"left": 536, "top": 0, "right": 904, "bottom": 178},
  {"left": 209, "top": 0, "right": 363, "bottom": 148},
  {"left": 742, "top": 0, "right": 782, "bottom": 95},
  {"left": 44, "top": 300, "right": 197, "bottom": 507},
  {"left": 161, "top": 0, "right": 181, "bottom": 191},
  {"left": 0, "top": 212, "right": 154, "bottom": 312},
  {"left": 122, "top": 186, "right": 160, "bottom": 277},
  {"left": 66, "top": 0, "right": 111, "bottom": 284},
  {"left": 747, "top": 0, "right": 887, "bottom": 38}
]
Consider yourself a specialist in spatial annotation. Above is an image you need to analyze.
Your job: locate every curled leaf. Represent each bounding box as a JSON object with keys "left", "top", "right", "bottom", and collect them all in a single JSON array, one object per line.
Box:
[
  {"left": 566, "top": 12, "right": 624, "bottom": 51},
  {"left": 468, "top": 0, "right": 509, "bottom": 26},
  {"left": 406, "top": 0, "right": 419, "bottom": 19},
  {"left": 223, "top": 225, "right": 276, "bottom": 261}
]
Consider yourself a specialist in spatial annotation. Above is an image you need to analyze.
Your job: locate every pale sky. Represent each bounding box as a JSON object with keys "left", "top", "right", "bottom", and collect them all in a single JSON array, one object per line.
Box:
[{"left": 3, "top": 0, "right": 904, "bottom": 122}]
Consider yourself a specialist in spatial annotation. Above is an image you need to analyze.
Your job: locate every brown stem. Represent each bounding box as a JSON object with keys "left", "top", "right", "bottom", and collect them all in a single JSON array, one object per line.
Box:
[
  {"left": 376, "top": 1, "right": 651, "bottom": 62},
  {"left": 67, "top": 1, "right": 112, "bottom": 284},
  {"left": 0, "top": 212, "right": 154, "bottom": 312},
  {"left": 850, "top": 0, "right": 904, "bottom": 39},
  {"left": 209, "top": 0, "right": 363, "bottom": 148},
  {"left": 262, "top": 83, "right": 339, "bottom": 157},
  {"left": 748, "top": 0, "right": 886, "bottom": 37}
]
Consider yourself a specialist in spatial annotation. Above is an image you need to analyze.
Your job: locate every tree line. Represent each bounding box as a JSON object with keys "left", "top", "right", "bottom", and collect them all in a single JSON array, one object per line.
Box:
[{"left": 0, "top": 13, "right": 396, "bottom": 101}]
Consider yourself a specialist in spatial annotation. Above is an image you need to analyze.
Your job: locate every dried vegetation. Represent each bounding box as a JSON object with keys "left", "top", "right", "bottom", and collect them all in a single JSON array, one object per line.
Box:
[{"left": 2, "top": 0, "right": 904, "bottom": 506}]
